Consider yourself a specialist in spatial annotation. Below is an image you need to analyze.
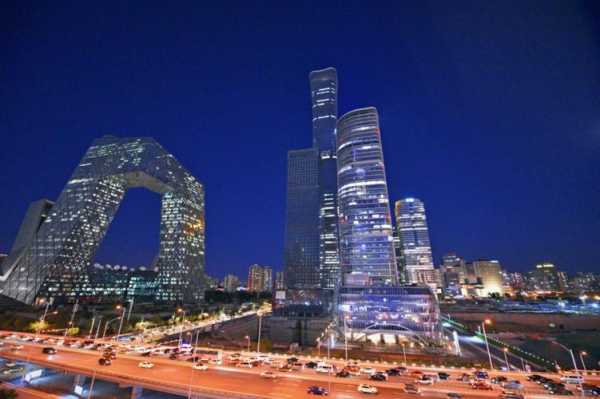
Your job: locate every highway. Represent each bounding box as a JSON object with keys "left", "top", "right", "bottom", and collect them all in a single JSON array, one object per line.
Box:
[{"left": 2, "top": 333, "right": 594, "bottom": 399}]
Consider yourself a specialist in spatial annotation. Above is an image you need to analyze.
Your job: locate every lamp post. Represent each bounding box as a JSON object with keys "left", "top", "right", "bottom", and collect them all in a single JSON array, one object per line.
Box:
[
  {"left": 503, "top": 347, "right": 510, "bottom": 371},
  {"left": 552, "top": 341, "right": 583, "bottom": 397},
  {"left": 316, "top": 338, "right": 321, "bottom": 357},
  {"left": 481, "top": 319, "right": 494, "bottom": 370},
  {"left": 245, "top": 335, "right": 250, "bottom": 353},
  {"left": 64, "top": 299, "right": 79, "bottom": 338},
  {"left": 177, "top": 308, "right": 186, "bottom": 350},
  {"left": 401, "top": 342, "right": 407, "bottom": 365},
  {"left": 94, "top": 315, "right": 103, "bottom": 340},
  {"left": 115, "top": 305, "right": 126, "bottom": 342},
  {"left": 579, "top": 351, "right": 588, "bottom": 375},
  {"left": 102, "top": 317, "right": 121, "bottom": 339},
  {"left": 257, "top": 312, "right": 263, "bottom": 354},
  {"left": 344, "top": 315, "right": 349, "bottom": 362},
  {"left": 88, "top": 315, "right": 97, "bottom": 339}
]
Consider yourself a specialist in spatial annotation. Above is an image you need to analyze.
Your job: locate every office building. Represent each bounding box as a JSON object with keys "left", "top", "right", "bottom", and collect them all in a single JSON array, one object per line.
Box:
[
  {"left": 526, "top": 263, "right": 568, "bottom": 293},
  {"left": 284, "top": 68, "right": 341, "bottom": 291},
  {"left": 223, "top": 274, "right": 240, "bottom": 293},
  {"left": 310, "top": 68, "right": 341, "bottom": 290},
  {"left": 569, "top": 272, "right": 599, "bottom": 293},
  {"left": 247, "top": 264, "right": 273, "bottom": 292},
  {"left": 395, "top": 198, "right": 435, "bottom": 284},
  {"left": 275, "top": 271, "right": 286, "bottom": 290},
  {"left": 337, "top": 107, "right": 397, "bottom": 286},
  {"left": 466, "top": 259, "right": 504, "bottom": 297},
  {"left": 0, "top": 135, "right": 205, "bottom": 304},
  {"left": 283, "top": 148, "right": 320, "bottom": 289}
]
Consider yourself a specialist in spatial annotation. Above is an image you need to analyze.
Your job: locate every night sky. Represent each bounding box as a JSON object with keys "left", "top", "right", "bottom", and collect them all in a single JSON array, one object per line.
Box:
[{"left": 2, "top": 1, "right": 599, "bottom": 279}]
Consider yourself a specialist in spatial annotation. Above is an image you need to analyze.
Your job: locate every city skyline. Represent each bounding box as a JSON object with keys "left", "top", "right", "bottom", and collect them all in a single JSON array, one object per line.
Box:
[{"left": 2, "top": 2, "right": 600, "bottom": 278}]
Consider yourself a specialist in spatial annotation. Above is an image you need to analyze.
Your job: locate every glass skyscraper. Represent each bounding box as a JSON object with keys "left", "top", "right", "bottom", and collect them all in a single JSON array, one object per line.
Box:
[
  {"left": 284, "top": 67, "right": 340, "bottom": 290},
  {"left": 336, "top": 107, "right": 397, "bottom": 286},
  {"left": 310, "top": 67, "right": 340, "bottom": 290},
  {"left": 1, "top": 135, "right": 205, "bottom": 304},
  {"left": 395, "top": 198, "right": 435, "bottom": 284}
]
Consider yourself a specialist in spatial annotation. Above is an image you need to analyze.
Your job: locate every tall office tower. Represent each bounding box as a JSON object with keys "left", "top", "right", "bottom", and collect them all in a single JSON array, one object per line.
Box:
[
  {"left": 1, "top": 135, "right": 205, "bottom": 305},
  {"left": 395, "top": 198, "right": 435, "bottom": 284},
  {"left": 274, "top": 271, "right": 286, "bottom": 290},
  {"left": 393, "top": 232, "right": 406, "bottom": 284},
  {"left": 526, "top": 262, "right": 567, "bottom": 292},
  {"left": 310, "top": 68, "right": 340, "bottom": 290},
  {"left": 283, "top": 148, "right": 320, "bottom": 289},
  {"left": 337, "top": 107, "right": 398, "bottom": 286}
]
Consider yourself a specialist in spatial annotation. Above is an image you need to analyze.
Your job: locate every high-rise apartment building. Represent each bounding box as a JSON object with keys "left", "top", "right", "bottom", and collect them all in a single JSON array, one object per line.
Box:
[
  {"left": 284, "top": 67, "right": 341, "bottom": 290},
  {"left": 395, "top": 198, "right": 435, "bottom": 284},
  {"left": 247, "top": 264, "right": 273, "bottom": 292},
  {"left": 337, "top": 107, "right": 397, "bottom": 286},
  {"left": 526, "top": 263, "right": 567, "bottom": 292},
  {"left": 274, "top": 271, "right": 286, "bottom": 290},
  {"left": 223, "top": 274, "right": 240, "bottom": 293}
]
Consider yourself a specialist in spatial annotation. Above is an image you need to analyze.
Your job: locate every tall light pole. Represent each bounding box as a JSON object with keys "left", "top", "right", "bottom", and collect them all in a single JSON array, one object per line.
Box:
[
  {"left": 481, "top": 319, "right": 494, "bottom": 370},
  {"left": 64, "top": 299, "right": 79, "bottom": 338},
  {"left": 88, "top": 315, "right": 97, "bottom": 339},
  {"left": 257, "top": 312, "right": 263, "bottom": 354},
  {"left": 102, "top": 317, "right": 121, "bottom": 339},
  {"left": 177, "top": 308, "right": 186, "bottom": 350},
  {"left": 245, "top": 335, "right": 250, "bottom": 352},
  {"left": 401, "top": 342, "right": 407, "bottom": 365},
  {"left": 552, "top": 341, "right": 583, "bottom": 396},
  {"left": 579, "top": 351, "right": 588, "bottom": 375},
  {"left": 94, "top": 315, "right": 103, "bottom": 340},
  {"left": 503, "top": 347, "right": 510, "bottom": 371},
  {"left": 343, "top": 315, "right": 349, "bottom": 362},
  {"left": 115, "top": 305, "right": 126, "bottom": 342},
  {"left": 316, "top": 338, "right": 321, "bottom": 357},
  {"left": 127, "top": 298, "right": 135, "bottom": 322}
]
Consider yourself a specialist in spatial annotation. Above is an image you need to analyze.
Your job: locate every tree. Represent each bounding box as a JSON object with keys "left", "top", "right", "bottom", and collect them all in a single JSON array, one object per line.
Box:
[
  {"left": 0, "top": 389, "right": 18, "bottom": 399},
  {"left": 28, "top": 320, "right": 49, "bottom": 333}
]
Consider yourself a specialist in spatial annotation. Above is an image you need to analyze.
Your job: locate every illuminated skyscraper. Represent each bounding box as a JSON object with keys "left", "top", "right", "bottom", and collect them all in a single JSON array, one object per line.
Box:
[
  {"left": 1, "top": 135, "right": 205, "bottom": 304},
  {"left": 337, "top": 107, "right": 397, "bottom": 286},
  {"left": 310, "top": 67, "right": 340, "bottom": 290},
  {"left": 395, "top": 198, "right": 435, "bottom": 284},
  {"left": 284, "top": 67, "right": 340, "bottom": 290}
]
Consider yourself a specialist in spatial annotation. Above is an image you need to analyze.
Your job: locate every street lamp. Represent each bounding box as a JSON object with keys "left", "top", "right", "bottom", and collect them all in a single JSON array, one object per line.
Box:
[
  {"left": 503, "top": 347, "right": 510, "bottom": 371},
  {"left": 551, "top": 341, "right": 583, "bottom": 395},
  {"left": 102, "top": 317, "right": 121, "bottom": 339},
  {"left": 177, "top": 308, "right": 186, "bottom": 350},
  {"left": 245, "top": 335, "right": 250, "bottom": 353},
  {"left": 316, "top": 338, "right": 321, "bottom": 357},
  {"left": 401, "top": 342, "right": 407, "bottom": 365},
  {"left": 343, "top": 315, "right": 349, "bottom": 362},
  {"left": 579, "top": 351, "right": 588, "bottom": 375},
  {"left": 256, "top": 311, "right": 263, "bottom": 354},
  {"left": 115, "top": 305, "right": 126, "bottom": 342},
  {"left": 481, "top": 319, "right": 494, "bottom": 370}
]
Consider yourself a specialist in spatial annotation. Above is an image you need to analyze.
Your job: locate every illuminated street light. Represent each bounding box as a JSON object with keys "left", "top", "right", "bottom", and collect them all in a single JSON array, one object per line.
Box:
[
  {"left": 481, "top": 319, "right": 493, "bottom": 370},
  {"left": 503, "top": 347, "right": 510, "bottom": 371},
  {"left": 579, "top": 351, "right": 588, "bottom": 375}
]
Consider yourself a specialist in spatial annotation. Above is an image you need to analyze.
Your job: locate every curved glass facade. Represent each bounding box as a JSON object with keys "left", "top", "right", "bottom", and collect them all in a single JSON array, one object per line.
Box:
[{"left": 336, "top": 107, "right": 397, "bottom": 286}]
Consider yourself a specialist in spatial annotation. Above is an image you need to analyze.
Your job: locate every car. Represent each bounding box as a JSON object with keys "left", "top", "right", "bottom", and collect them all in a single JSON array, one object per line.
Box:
[
  {"left": 471, "top": 381, "right": 493, "bottom": 390},
  {"left": 140, "top": 351, "right": 152, "bottom": 357},
  {"left": 291, "top": 362, "right": 304, "bottom": 370},
  {"left": 42, "top": 347, "right": 57, "bottom": 355},
  {"left": 305, "top": 361, "right": 318, "bottom": 369},
  {"left": 336, "top": 370, "right": 350, "bottom": 378},
  {"left": 358, "top": 384, "right": 378, "bottom": 394},
  {"left": 527, "top": 374, "right": 543, "bottom": 382},
  {"left": 228, "top": 353, "right": 241, "bottom": 361},
  {"left": 210, "top": 358, "right": 222, "bottom": 365},
  {"left": 360, "top": 367, "right": 377, "bottom": 375},
  {"left": 238, "top": 360, "right": 254, "bottom": 368},
  {"left": 403, "top": 383, "right": 421, "bottom": 395},
  {"left": 138, "top": 361, "right": 154, "bottom": 369},
  {"left": 279, "top": 365, "right": 293, "bottom": 372},
  {"left": 458, "top": 373, "right": 471, "bottom": 382},
  {"left": 503, "top": 381, "right": 524, "bottom": 391},
  {"left": 396, "top": 366, "right": 407, "bottom": 374},
  {"left": 2, "top": 366, "right": 25, "bottom": 375},
  {"left": 561, "top": 375, "right": 584, "bottom": 385},
  {"left": 307, "top": 386, "right": 328, "bottom": 396},
  {"left": 438, "top": 372, "right": 450, "bottom": 380},
  {"left": 447, "top": 393, "right": 462, "bottom": 399},
  {"left": 345, "top": 365, "right": 361, "bottom": 375},
  {"left": 474, "top": 371, "right": 489, "bottom": 380},
  {"left": 261, "top": 371, "right": 278, "bottom": 379},
  {"left": 169, "top": 353, "right": 179, "bottom": 360},
  {"left": 98, "top": 358, "right": 112, "bottom": 366},
  {"left": 417, "top": 376, "right": 434, "bottom": 385},
  {"left": 386, "top": 368, "right": 400, "bottom": 376},
  {"left": 411, "top": 370, "right": 423, "bottom": 376},
  {"left": 500, "top": 394, "right": 524, "bottom": 399},
  {"left": 287, "top": 357, "right": 299, "bottom": 364},
  {"left": 491, "top": 376, "right": 507, "bottom": 384},
  {"left": 370, "top": 372, "right": 388, "bottom": 381},
  {"left": 316, "top": 363, "right": 334, "bottom": 374},
  {"left": 192, "top": 363, "right": 208, "bottom": 371}
]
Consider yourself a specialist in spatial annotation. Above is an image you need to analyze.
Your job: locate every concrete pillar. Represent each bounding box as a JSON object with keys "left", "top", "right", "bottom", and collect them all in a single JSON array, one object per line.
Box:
[{"left": 130, "top": 385, "right": 143, "bottom": 399}]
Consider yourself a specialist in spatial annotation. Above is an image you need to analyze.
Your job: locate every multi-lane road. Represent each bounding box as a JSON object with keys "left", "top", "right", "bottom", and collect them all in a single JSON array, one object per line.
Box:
[{"left": 1, "top": 331, "right": 596, "bottom": 399}]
